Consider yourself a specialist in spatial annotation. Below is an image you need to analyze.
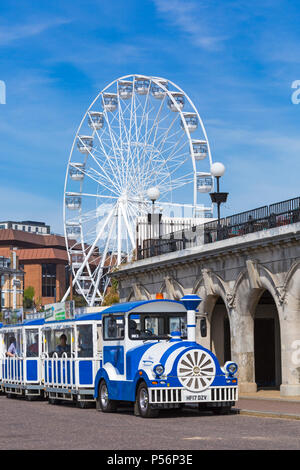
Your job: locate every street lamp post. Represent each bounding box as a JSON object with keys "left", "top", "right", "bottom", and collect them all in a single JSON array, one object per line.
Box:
[
  {"left": 209, "top": 162, "right": 228, "bottom": 240},
  {"left": 147, "top": 187, "right": 160, "bottom": 256}
]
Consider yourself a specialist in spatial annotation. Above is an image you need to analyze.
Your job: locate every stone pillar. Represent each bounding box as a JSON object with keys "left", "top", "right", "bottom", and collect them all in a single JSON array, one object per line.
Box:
[
  {"left": 231, "top": 291, "right": 257, "bottom": 394},
  {"left": 280, "top": 278, "right": 300, "bottom": 396}
]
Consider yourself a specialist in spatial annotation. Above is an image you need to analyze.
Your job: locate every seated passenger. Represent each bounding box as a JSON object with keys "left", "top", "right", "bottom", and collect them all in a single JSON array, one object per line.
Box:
[
  {"left": 129, "top": 319, "right": 140, "bottom": 338},
  {"left": 107, "top": 318, "right": 117, "bottom": 338},
  {"left": 28, "top": 334, "right": 39, "bottom": 356},
  {"left": 6, "top": 336, "right": 16, "bottom": 357},
  {"left": 55, "top": 334, "right": 71, "bottom": 355}
]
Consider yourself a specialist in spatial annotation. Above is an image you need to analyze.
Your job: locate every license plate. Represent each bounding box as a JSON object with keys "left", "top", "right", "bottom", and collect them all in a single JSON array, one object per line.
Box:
[{"left": 182, "top": 389, "right": 211, "bottom": 402}]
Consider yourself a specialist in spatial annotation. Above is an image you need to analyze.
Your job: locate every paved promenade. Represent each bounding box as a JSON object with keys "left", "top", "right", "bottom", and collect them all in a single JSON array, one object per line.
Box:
[
  {"left": 0, "top": 391, "right": 300, "bottom": 450},
  {"left": 236, "top": 390, "right": 300, "bottom": 420}
]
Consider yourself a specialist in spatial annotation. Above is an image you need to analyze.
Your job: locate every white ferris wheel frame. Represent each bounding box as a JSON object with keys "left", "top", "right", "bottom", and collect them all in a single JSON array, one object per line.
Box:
[{"left": 62, "top": 74, "right": 214, "bottom": 305}]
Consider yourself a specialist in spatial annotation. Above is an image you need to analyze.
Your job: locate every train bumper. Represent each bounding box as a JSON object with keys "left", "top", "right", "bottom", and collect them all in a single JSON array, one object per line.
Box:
[{"left": 149, "top": 386, "right": 238, "bottom": 405}]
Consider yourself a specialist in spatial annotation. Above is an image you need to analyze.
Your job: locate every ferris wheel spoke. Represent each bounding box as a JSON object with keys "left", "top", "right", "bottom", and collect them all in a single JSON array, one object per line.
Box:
[
  {"left": 142, "top": 119, "right": 183, "bottom": 181},
  {"left": 92, "top": 118, "right": 126, "bottom": 182},
  {"left": 82, "top": 143, "right": 123, "bottom": 195},
  {"left": 155, "top": 125, "right": 185, "bottom": 156},
  {"left": 90, "top": 213, "right": 117, "bottom": 304},
  {"left": 144, "top": 95, "right": 168, "bottom": 147},
  {"left": 119, "top": 202, "right": 136, "bottom": 249},
  {"left": 117, "top": 98, "right": 132, "bottom": 185},
  {"left": 156, "top": 167, "right": 194, "bottom": 194},
  {"left": 143, "top": 136, "right": 189, "bottom": 185},
  {"left": 93, "top": 126, "right": 124, "bottom": 191}
]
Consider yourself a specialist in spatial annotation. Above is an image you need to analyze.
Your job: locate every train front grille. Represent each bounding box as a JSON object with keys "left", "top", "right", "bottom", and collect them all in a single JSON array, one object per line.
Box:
[{"left": 149, "top": 386, "right": 238, "bottom": 403}]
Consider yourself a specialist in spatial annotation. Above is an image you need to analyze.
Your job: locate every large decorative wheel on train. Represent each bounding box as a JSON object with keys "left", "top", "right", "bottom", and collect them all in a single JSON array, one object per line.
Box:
[{"left": 63, "top": 74, "right": 214, "bottom": 305}]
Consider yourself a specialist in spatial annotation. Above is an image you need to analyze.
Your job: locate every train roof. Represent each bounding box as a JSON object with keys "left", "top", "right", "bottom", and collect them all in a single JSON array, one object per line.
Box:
[
  {"left": 0, "top": 318, "right": 45, "bottom": 329},
  {"left": 102, "top": 299, "right": 184, "bottom": 315},
  {"left": 75, "top": 311, "right": 103, "bottom": 322}
]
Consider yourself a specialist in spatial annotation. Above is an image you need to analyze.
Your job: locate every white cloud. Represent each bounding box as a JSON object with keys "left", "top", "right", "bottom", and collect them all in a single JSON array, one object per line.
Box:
[
  {"left": 152, "top": 0, "right": 228, "bottom": 51},
  {"left": 0, "top": 17, "right": 70, "bottom": 46}
]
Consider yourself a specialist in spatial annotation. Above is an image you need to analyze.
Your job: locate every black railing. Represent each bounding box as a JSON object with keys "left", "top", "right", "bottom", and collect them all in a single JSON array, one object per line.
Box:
[{"left": 137, "top": 196, "right": 300, "bottom": 259}]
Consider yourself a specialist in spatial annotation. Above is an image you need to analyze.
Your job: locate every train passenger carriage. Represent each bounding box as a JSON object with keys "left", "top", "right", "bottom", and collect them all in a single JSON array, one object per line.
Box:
[
  {"left": 42, "top": 312, "right": 102, "bottom": 407},
  {"left": 0, "top": 318, "right": 44, "bottom": 399},
  {"left": 0, "top": 296, "right": 238, "bottom": 418},
  {"left": 94, "top": 295, "right": 238, "bottom": 418}
]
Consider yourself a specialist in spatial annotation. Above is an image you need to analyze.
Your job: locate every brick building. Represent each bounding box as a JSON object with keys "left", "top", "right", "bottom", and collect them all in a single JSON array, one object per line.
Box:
[{"left": 0, "top": 230, "right": 70, "bottom": 307}]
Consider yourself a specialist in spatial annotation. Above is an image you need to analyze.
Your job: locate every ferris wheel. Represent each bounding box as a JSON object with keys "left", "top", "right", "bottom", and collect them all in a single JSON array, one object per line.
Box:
[{"left": 62, "top": 74, "right": 214, "bottom": 306}]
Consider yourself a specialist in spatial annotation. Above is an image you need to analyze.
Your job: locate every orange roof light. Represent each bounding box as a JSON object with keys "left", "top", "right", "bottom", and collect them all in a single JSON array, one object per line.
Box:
[{"left": 156, "top": 293, "right": 164, "bottom": 299}]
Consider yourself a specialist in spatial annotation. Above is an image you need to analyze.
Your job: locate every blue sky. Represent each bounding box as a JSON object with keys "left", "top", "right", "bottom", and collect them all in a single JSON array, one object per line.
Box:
[{"left": 1, "top": 0, "right": 300, "bottom": 233}]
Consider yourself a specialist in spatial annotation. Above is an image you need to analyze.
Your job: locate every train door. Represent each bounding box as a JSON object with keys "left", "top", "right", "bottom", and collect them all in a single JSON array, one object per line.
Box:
[
  {"left": 102, "top": 314, "right": 125, "bottom": 376},
  {"left": 24, "top": 327, "right": 41, "bottom": 388}
]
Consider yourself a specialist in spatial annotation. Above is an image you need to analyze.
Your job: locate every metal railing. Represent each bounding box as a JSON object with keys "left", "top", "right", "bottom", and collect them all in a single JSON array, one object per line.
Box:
[
  {"left": 43, "top": 352, "right": 76, "bottom": 389},
  {"left": 43, "top": 352, "right": 101, "bottom": 390},
  {"left": 0, "top": 354, "right": 24, "bottom": 384},
  {"left": 137, "top": 196, "right": 300, "bottom": 259}
]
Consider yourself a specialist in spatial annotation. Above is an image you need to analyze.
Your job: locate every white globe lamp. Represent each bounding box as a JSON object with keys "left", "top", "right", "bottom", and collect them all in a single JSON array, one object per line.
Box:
[
  {"left": 211, "top": 162, "right": 225, "bottom": 178},
  {"left": 147, "top": 186, "right": 160, "bottom": 202}
]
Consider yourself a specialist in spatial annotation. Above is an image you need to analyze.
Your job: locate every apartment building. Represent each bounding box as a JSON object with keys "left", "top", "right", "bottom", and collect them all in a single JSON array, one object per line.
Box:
[{"left": 0, "top": 229, "right": 69, "bottom": 307}]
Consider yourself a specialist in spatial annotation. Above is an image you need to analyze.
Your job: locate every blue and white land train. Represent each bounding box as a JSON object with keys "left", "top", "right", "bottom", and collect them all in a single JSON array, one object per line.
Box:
[{"left": 0, "top": 295, "right": 238, "bottom": 417}]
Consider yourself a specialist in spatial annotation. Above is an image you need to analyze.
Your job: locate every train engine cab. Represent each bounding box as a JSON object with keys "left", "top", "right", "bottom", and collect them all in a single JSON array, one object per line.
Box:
[{"left": 94, "top": 296, "right": 238, "bottom": 417}]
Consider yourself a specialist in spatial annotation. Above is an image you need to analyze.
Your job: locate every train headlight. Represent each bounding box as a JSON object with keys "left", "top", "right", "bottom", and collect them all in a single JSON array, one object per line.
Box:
[
  {"left": 225, "top": 361, "right": 238, "bottom": 376},
  {"left": 153, "top": 364, "right": 165, "bottom": 377}
]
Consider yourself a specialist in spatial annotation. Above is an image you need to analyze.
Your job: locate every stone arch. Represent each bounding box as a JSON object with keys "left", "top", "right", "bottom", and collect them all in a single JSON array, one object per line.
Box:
[
  {"left": 125, "top": 283, "right": 151, "bottom": 302},
  {"left": 233, "top": 262, "right": 283, "bottom": 391},
  {"left": 235, "top": 261, "right": 283, "bottom": 320},
  {"left": 281, "top": 260, "right": 300, "bottom": 306},
  {"left": 158, "top": 276, "right": 184, "bottom": 300},
  {"left": 192, "top": 269, "right": 230, "bottom": 319}
]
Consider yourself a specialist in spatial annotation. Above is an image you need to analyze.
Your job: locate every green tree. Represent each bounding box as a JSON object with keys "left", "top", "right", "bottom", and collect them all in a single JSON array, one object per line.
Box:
[
  {"left": 23, "top": 286, "right": 35, "bottom": 309},
  {"left": 102, "top": 278, "right": 119, "bottom": 306}
]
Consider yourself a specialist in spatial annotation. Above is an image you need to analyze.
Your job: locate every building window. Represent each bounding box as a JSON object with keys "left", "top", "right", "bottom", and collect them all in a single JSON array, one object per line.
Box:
[{"left": 42, "top": 263, "right": 56, "bottom": 298}]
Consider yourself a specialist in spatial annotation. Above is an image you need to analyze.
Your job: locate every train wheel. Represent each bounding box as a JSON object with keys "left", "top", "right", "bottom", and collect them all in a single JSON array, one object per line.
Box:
[
  {"left": 136, "top": 382, "right": 158, "bottom": 418},
  {"left": 48, "top": 398, "right": 59, "bottom": 405},
  {"left": 96, "top": 380, "right": 117, "bottom": 413}
]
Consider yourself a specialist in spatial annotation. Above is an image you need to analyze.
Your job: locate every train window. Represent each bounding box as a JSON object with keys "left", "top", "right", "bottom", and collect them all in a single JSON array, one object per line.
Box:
[
  {"left": 4, "top": 330, "right": 22, "bottom": 355},
  {"left": 103, "top": 315, "right": 124, "bottom": 340},
  {"left": 128, "top": 313, "right": 187, "bottom": 340},
  {"left": 169, "top": 316, "right": 187, "bottom": 338},
  {"left": 77, "top": 324, "right": 93, "bottom": 357},
  {"left": 44, "top": 328, "right": 74, "bottom": 357},
  {"left": 144, "top": 316, "right": 165, "bottom": 336},
  {"left": 26, "top": 329, "right": 39, "bottom": 357},
  {"left": 96, "top": 324, "right": 102, "bottom": 353}
]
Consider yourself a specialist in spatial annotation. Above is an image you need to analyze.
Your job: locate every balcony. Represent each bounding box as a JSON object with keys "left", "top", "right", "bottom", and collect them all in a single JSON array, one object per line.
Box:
[{"left": 137, "top": 196, "right": 300, "bottom": 260}]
